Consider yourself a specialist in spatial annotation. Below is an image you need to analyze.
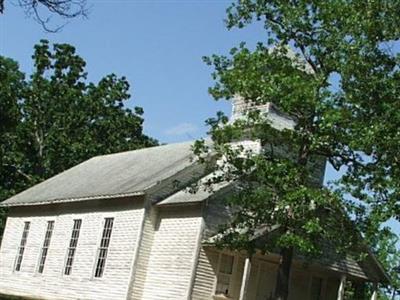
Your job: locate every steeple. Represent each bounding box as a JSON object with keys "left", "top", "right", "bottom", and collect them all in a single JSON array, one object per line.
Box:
[
  {"left": 230, "top": 96, "right": 296, "bottom": 131},
  {"left": 230, "top": 96, "right": 325, "bottom": 186}
]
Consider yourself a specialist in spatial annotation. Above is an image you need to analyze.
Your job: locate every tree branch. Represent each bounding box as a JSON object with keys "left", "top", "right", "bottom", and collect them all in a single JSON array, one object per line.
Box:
[
  {"left": 4, "top": 0, "right": 89, "bottom": 32},
  {"left": 2, "top": 164, "right": 33, "bottom": 181}
]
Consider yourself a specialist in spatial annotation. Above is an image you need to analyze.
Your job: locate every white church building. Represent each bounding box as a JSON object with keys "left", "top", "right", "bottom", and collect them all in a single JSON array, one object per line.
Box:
[{"left": 0, "top": 101, "right": 389, "bottom": 300}]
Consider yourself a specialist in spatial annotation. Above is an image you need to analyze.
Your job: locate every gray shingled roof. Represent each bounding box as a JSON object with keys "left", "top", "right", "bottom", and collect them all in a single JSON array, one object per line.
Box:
[
  {"left": 156, "top": 187, "right": 216, "bottom": 206},
  {"left": 1, "top": 141, "right": 197, "bottom": 207},
  {"left": 156, "top": 175, "right": 231, "bottom": 206}
]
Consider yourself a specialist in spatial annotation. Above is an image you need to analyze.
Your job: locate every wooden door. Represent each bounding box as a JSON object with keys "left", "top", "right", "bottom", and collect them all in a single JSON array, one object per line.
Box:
[{"left": 255, "top": 262, "right": 277, "bottom": 300}]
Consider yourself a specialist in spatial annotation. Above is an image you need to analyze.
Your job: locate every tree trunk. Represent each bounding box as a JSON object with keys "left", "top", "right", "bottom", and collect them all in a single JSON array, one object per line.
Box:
[{"left": 274, "top": 247, "right": 294, "bottom": 300}]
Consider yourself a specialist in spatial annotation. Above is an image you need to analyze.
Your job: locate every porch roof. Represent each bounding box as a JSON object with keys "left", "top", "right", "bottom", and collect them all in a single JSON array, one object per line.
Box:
[{"left": 201, "top": 243, "right": 390, "bottom": 284}]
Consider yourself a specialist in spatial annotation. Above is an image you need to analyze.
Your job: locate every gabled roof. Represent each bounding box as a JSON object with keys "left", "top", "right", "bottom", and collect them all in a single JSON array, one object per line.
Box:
[
  {"left": 156, "top": 174, "right": 231, "bottom": 206},
  {"left": 1, "top": 141, "right": 199, "bottom": 207}
]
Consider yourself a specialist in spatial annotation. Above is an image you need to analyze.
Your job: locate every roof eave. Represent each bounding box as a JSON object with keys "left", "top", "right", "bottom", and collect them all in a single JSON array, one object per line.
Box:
[
  {"left": 0, "top": 191, "right": 145, "bottom": 208},
  {"left": 366, "top": 248, "right": 392, "bottom": 284}
]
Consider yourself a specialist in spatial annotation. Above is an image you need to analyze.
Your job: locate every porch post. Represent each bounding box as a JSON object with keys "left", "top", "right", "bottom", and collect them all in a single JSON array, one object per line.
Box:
[
  {"left": 337, "top": 274, "right": 346, "bottom": 300},
  {"left": 239, "top": 257, "right": 252, "bottom": 300},
  {"left": 371, "top": 282, "right": 378, "bottom": 300}
]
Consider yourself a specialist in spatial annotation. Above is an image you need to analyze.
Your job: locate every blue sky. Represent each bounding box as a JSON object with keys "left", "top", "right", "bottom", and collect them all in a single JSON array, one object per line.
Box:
[
  {"left": 1, "top": 0, "right": 399, "bottom": 237},
  {"left": 0, "top": 0, "right": 266, "bottom": 144}
]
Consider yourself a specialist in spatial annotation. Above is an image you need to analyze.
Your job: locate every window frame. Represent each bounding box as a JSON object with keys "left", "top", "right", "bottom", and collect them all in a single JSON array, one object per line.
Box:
[
  {"left": 14, "top": 221, "right": 31, "bottom": 272},
  {"left": 92, "top": 217, "right": 114, "bottom": 279},
  {"left": 214, "top": 252, "right": 237, "bottom": 298},
  {"left": 63, "top": 219, "right": 82, "bottom": 276},
  {"left": 37, "top": 220, "right": 55, "bottom": 274}
]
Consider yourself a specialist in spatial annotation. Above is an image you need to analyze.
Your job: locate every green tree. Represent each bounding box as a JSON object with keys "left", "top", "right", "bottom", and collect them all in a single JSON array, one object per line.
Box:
[
  {"left": 0, "top": 57, "right": 26, "bottom": 229},
  {"left": 194, "top": 1, "right": 400, "bottom": 299},
  {"left": 0, "top": 40, "right": 157, "bottom": 230},
  {"left": 369, "top": 227, "right": 400, "bottom": 300}
]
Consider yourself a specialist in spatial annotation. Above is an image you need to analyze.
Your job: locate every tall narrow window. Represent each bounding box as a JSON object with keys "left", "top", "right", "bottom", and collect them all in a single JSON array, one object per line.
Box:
[
  {"left": 15, "top": 221, "right": 30, "bottom": 271},
  {"left": 38, "top": 221, "right": 54, "bottom": 273},
  {"left": 64, "top": 219, "right": 82, "bottom": 275},
  {"left": 94, "top": 217, "right": 114, "bottom": 278},
  {"left": 215, "top": 254, "right": 234, "bottom": 296}
]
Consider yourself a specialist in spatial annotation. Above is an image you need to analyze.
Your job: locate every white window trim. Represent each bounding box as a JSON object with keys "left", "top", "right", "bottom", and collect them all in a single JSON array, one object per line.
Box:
[
  {"left": 35, "top": 219, "right": 55, "bottom": 275},
  {"left": 62, "top": 218, "right": 82, "bottom": 277},
  {"left": 61, "top": 218, "right": 76, "bottom": 277},
  {"left": 213, "top": 252, "right": 238, "bottom": 299},
  {"left": 91, "top": 215, "right": 115, "bottom": 280},
  {"left": 13, "top": 220, "right": 31, "bottom": 273}
]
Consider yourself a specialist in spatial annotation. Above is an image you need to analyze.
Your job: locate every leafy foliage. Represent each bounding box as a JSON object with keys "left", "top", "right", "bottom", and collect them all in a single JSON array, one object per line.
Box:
[
  {"left": 195, "top": 1, "right": 400, "bottom": 298},
  {"left": 372, "top": 227, "right": 400, "bottom": 299},
  {"left": 0, "top": 40, "right": 157, "bottom": 230}
]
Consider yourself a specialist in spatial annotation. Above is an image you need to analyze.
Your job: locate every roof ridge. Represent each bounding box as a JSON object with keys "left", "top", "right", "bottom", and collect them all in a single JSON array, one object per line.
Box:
[{"left": 92, "top": 140, "right": 196, "bottom": 159}]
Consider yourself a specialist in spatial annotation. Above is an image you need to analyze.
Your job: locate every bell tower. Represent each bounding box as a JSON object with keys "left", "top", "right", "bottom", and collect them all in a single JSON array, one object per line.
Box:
[{"left": 230, "top": 96, "right": 326, "bottom": 186}]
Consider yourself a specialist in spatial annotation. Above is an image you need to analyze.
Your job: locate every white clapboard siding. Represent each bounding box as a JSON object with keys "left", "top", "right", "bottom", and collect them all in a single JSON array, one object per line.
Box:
[
  {"left": 137, "top": 206, "right": 203, "bottom": 300},
  {"left": 191, "top": 248, "right": 245, "bottom": 300},
  {"left": 191, "top": 247, "right": 219, "bottom": 300},
  {"left": 130, "top": 206, "right": 159, "bottom": 300},
  {"left": 0, "top": 202, "right": 145, "bottom": 300}
]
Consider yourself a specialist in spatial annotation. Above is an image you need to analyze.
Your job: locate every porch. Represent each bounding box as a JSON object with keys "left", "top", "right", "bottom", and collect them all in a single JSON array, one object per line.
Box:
[{"left": 191, "top": 246, "right": 384, "bottom": 300}]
